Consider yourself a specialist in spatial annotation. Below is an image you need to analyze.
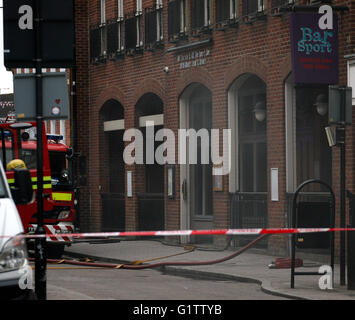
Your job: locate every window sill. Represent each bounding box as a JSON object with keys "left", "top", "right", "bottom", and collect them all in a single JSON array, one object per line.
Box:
[
  {"left": 126, "top": 47, "right": 144, "bottom": 56},
  {"left": 108, "top": 51, "right": 125, "bottom": 61},
  {"left": 270, "top": 4, "right": 294, "bottom": 16},
  {"left": 145, "top": 41, "right": 164, "bottom": 51},
  {"left": 168, "top": 32, "right": 188, "bottom": 43},
  {"left": 191, "top": 25, "right": 213, "bottom": 38},
  {"left": 242, "top": 11, "right": 267, "bottom": 24},
  {"left": 215, "top": 18, "right": 239, "bottom": 31},
  {"left": 91, "top": 54, "right": 107, "bottom": 65}
]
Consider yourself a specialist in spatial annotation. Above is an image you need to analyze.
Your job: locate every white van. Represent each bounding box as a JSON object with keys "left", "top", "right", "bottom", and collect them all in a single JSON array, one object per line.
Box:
[{"left": 0, "top": 161, "right": 35, "bottom": 300}]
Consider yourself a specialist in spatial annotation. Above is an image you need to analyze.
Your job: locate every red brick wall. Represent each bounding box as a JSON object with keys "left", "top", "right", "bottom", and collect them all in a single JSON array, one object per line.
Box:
[{"left": 74, "top": 0, "right": 355, "bottom": 256}]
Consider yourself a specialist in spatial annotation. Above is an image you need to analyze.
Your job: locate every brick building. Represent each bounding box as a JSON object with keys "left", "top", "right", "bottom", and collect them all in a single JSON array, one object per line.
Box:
[{"left": 74, "top": 0, "right": 355, "bottom": 256}]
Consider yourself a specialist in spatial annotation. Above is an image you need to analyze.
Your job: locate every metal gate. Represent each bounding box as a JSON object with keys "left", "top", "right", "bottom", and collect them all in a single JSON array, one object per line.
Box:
[
  {"left": 101, "top": 193, "right": 125, "bottom": 231},
  {"left": 137, "top": 193, "right": 164, "bottom": 232},
  {"left": 230, "top": 192, "right": 268, "bottom": 247}
]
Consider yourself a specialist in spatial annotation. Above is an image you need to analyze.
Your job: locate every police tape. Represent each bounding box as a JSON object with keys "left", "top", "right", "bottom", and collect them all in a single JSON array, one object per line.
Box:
[{"left": 4, "top": 227, "right": 355, "bottom": 239}]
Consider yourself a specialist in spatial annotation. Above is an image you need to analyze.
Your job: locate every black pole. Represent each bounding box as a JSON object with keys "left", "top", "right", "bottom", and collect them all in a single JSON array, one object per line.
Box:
[
  {"left": 340, "top": 87, "right": 346, "bottom": 286},
  {"left": 34, "top": 0, "right": 47, "bottom": 300}
]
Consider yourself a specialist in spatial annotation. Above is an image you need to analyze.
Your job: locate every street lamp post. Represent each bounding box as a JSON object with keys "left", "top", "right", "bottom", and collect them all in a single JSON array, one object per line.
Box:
[{"left": 34, "top": 0, "right": 47, "bottom": 300}]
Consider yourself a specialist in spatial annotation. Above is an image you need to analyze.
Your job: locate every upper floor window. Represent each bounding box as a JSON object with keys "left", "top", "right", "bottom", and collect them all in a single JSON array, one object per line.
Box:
[
  {"left": 168, "top": 0, "right": 187, "bottom": 42},
  {"left": 242, "top": 0, "right": 266, "bottom": 21},
  {"left": 100, "top": 0, "right": 107, "bottom": 56},
  {"left": 106, "top": 1, "right": 125, "bottom": 60},
  {"left": 125, "top": 12, "right": 143, "bottom": 55},
  {"left": 271, "top": 0, "right": 295, "bottom": 15},
  {"left": 145, "top": 5, "right": 164, "bottom": 50},
  {"left": 216, "top": 0, "right": 238, "bottom": 28},
  {"left": 190, "top": 0, "right": 212, "bottom": 35}
]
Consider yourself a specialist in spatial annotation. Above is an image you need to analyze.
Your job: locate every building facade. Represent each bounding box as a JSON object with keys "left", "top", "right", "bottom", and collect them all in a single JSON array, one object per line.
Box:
[{"left": 74, "top": 0, "right": 355, "bottom": 256}]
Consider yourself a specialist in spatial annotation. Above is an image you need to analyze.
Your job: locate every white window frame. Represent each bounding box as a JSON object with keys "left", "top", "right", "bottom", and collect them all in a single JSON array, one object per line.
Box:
[
  {"left": 230, "top": 0, "right": 238, "bottom": 19},
  {"left": 156, "top": 0, "right": 163, "bottom": 9},
  {"left": 100, "top": 0, "right": 107, "bottom": 56},
  {"left": 156, "top": 1, "right": 163, "bottom": 41},
  {"left": 203, "top": 0, "right": 212, "bottom": 27},
  {"left": 117, "top": 0, "right": 124, "bottom": 52},
  {"left": 348, "top": 59, "right": 355, "bottom": 105},
  {"left": 180, "top": 0, "right": 187, "bottom": 33},
  {"left": 258, "top": 0, "right": 264, "bottom": 12},
  {"left": 285, "top": 74, "right": 297, "bottom": 193},
  {"left": 136, "top": 16, "right": 143, "bottom": 47},
  {"left": 100, "top": 0, "right": 106, "bottom": 25},
  {"left": 118, "top": 0, "right": 124, "bottom": 20},
  {"left": 136, "top": 0, "right": 142, "bottom": 15}
]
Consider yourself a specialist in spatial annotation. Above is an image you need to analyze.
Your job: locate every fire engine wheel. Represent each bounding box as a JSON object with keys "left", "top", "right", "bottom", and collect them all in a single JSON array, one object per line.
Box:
[{"left": 46, "top": 244, "right": 65, "bottom": 259}]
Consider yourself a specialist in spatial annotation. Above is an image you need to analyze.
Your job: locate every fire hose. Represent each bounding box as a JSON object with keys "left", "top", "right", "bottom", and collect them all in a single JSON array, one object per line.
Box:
[{"left": 30, "top": 234, "right": 268, "bottom": 270}]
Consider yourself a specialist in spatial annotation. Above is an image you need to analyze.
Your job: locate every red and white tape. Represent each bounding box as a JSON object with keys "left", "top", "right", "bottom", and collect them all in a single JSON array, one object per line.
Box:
[{"left": 3, "top": 227, "right": 355, "bottom": 240}]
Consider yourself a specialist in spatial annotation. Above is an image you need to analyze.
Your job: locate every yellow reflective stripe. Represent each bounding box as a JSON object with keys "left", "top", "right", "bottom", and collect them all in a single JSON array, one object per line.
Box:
[
  {"left": 32, "top": 184, "right": 52, "bottom": 190},
  {"left": 52, "top": 192, "right": 72, "bottom": 201},
  {"left": 7, "top": 179, "right": 14, "bottom": 184},
  {"left": 31, "top": 176, "right": 52, "bottom": 182}
]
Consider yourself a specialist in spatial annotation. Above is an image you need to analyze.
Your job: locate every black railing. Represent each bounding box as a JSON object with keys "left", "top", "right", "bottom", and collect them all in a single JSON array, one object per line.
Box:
[
  {"left": 230, "top": 192, "right": 268, "bottom": 247},
  {"left": 101, "top": 193, "right": 125, "bottom": 232},
  {"left": 137, "top": 193, "right": 164, "bottom": 232}
]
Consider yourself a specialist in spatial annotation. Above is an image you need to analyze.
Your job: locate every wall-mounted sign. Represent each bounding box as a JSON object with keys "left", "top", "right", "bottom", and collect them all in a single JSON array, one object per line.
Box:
[
  {"left": 290, "top": 10, "right": 338, "bottom": 84},
  {"left": 177, "top": 49, "right": 210, "bottom": 70}
]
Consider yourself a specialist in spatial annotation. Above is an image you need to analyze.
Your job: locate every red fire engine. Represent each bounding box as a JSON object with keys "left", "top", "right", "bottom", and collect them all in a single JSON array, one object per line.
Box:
[{"left": 0, "top": 120, "right": 76, "bottom": 258}]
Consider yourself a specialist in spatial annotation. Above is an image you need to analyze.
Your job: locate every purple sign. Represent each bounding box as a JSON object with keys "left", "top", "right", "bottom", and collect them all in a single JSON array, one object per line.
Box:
[{"left": 290, "top": 12, "right": 338, "bottom": 84}]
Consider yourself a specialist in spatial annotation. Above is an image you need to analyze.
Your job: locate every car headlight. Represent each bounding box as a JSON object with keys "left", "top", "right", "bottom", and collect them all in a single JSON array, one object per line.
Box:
[
  {"left": 0, "top": 236, "right": 28, "bottom": 273},
  {"left": 58, "top": 210, "right": 71, "bottom": 220}
]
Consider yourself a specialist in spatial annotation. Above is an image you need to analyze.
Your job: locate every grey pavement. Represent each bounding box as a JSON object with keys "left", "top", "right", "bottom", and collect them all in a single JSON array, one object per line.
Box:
[{"left": 63, "top": 238, "right": 355, "bottom": 300}]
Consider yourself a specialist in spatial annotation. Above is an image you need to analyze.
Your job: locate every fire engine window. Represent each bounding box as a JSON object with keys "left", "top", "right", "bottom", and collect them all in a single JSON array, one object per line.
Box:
[
  {"left": 21, "top": 149, "right": 37, "bottom": 170},
  {"left": 49, "top": 151, "right": 70, "bottom": 185}
]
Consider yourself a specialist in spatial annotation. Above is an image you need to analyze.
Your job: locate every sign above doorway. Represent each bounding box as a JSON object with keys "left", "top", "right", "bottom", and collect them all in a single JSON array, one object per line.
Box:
[{"left": 289, "top": 9, "right": 338, "bottom": 84}]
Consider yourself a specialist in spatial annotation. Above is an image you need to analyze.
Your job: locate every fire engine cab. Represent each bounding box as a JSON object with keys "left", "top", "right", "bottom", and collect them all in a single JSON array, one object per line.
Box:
[{"left": 0, "top": 121, "right": 76, "bottom": 258}]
